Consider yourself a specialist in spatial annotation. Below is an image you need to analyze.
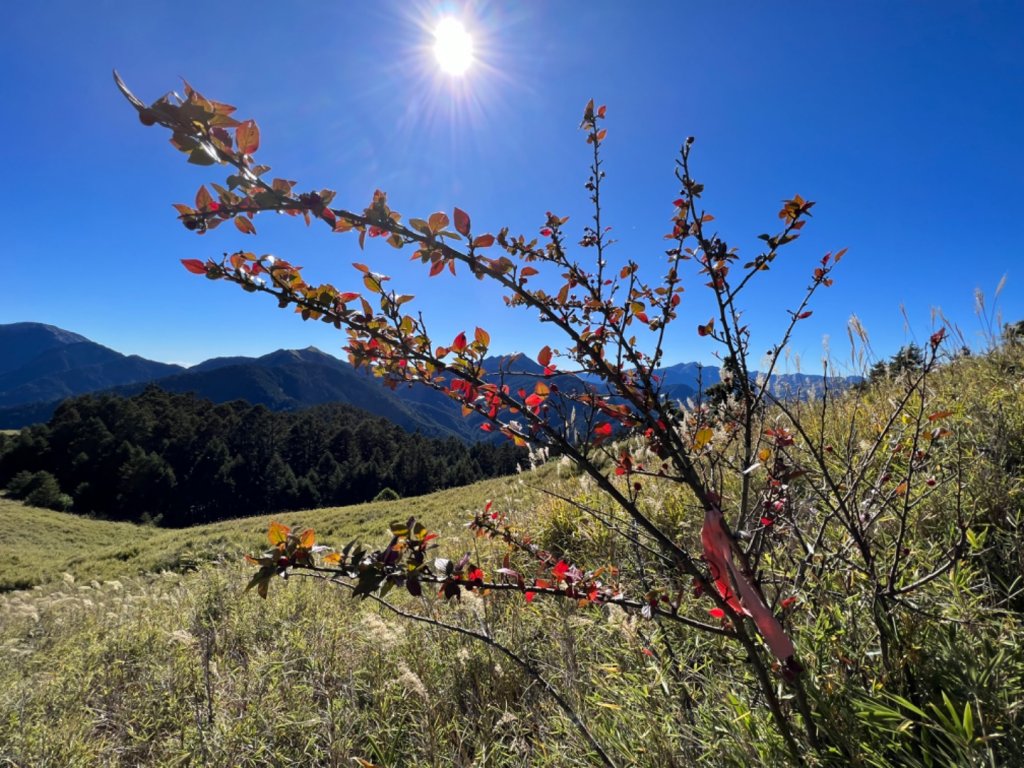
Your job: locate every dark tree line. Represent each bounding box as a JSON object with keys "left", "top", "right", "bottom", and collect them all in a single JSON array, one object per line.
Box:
[{"left": 0, "top": 386, "right": 524, "bottom": 526}]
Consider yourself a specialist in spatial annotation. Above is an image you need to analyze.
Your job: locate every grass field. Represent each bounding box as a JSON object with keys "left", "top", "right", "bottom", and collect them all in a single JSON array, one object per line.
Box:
[
  {"left": 2, "top": 349, "right": 1024, "bottom": 766},
  {"left": 0, "top": 468, "right": 547, "bottom": 591}
]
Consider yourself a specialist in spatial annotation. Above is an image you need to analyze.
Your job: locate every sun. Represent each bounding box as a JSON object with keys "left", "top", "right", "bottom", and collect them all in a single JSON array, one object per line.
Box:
[{"left": 433, "top": 17, "right": 473, "bottom": 75}]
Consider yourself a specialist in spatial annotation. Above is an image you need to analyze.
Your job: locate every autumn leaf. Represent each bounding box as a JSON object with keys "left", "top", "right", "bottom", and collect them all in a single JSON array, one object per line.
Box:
[
  {"left": 181, "top": 259, "right": 206, "bottom": 275},
  {"left": 428, "top": 211, "right": 449, "bottom": 234},
  {"left": 537, "top": 345, "right": 552, "bottom": 368},
  {"left": 694, "top": 427, "right": 714, "bottom": 451},
  {"left": 299, "top": 528, "right": 315, "bottom": 549},
  {"left": 453, "top": 207, "right": 471, "bottom": 236},
  {"left": 268, "top": 521, "right": 290, "bottom": 546},
  {"left": 236, "top": 120, "right": 260, "bottom": 155},
  {"left": 195, "top": 185, "right": 213, "bottom": 210},
  {"left": 235, "top": 216, "right": 256, "bottom": 234}
]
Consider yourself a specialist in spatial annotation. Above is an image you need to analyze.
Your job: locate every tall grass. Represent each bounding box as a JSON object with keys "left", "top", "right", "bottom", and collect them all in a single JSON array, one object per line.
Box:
[{"left": 1, "top": 350, "right": 1023, "bottom": 766}]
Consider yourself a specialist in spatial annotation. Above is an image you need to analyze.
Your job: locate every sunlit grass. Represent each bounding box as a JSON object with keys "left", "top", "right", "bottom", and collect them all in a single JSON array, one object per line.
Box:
[{"left": 2, "top": 351, "right": 1024, "bottom": 765}]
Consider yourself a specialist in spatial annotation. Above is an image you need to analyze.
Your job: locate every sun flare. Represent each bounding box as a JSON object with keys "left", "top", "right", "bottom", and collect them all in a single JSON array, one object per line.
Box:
[{"left": 433, "top": 17, "right": 473, "bottom": 75}]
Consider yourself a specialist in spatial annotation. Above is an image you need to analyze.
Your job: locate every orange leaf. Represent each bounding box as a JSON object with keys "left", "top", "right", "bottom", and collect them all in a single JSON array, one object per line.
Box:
[
  {"left": 181, "top": 259, "right": 206, "bottom": 275},
  {"left": 299, "top": 528, "right": 315, "bottom": 549},
  {"left": 473, "top": 234, "right": 495, "bottom": 248},
  {"left": 927, "top": 410, "right": 953, "bottom": 422},
  {"left": 235, "top": 216, "right": 256, "bottom": 235},
  {"left": 474, "top": 327, "right": 490, "bottom": 347},
  {"left": 268, "top": 521, "right": 290, "bottom": 546},
  {"left": 428, "top": 211, "right": 449, "bottom": 233}
]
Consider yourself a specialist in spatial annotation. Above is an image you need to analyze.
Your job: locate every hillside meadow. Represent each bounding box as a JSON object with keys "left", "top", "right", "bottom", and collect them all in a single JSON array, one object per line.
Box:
[{"left": 2, "top": 344, "right": 1024, "bottom": 766}]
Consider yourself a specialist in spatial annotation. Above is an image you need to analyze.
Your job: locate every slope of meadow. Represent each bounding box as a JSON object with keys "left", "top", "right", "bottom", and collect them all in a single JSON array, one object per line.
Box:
[{"left": 2, "top": 347, "right": 1023, "bottom": 767}]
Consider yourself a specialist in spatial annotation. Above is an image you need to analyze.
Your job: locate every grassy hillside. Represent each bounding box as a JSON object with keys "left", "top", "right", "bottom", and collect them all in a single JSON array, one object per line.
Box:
[
  {"left": 2, "top": 347, "right": 1024, "bottom": 766},
  {"left": 0, "top": 469, "right": 540, "bottom": 591}
]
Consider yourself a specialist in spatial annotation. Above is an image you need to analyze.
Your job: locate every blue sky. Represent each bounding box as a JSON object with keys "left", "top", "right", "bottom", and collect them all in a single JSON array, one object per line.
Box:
[{"left": 2, "top": 2, "right": 1021, "bottom": 371}]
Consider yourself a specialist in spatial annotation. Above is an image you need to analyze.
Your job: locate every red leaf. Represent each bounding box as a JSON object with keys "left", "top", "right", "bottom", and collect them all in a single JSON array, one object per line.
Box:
[
  {"left": 552, "top": 560, "right": 570, "bottom": 580},
  {"left": 521, "top": 267, "right": 539, "bottom": 277},
  {"left": 473, "top": 234, "right": 495, "bottom": 248},
  {"left": 797, "top": 311, "right": 813, "bottom": 320},
  {"left": 453, "top": 207, "right": 471, "bottom": 237},
  {"left": 594, "top": 423, "right": 613, "bottom": 437},
  {"left": 181, "top": 259, "right": 207, "bottom": 274},
  {"left": 453, "top": 332, "right": 467, "bottom": 352},
  {"left": 235, "top": 216, "right": 256, "bottom": 235},
  {"left": 709, "top": 607, "right": 726, "bottom": 619},
  {"left": 525, "top": 590, "right": 537, "bottom": 603},
  {"left": 429, "top": 260, "right": 445, "bottom": 277}
]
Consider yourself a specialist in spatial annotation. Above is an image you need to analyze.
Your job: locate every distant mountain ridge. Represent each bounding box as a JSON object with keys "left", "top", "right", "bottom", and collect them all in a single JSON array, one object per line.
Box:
[
  {"left": 0, "top": 323, "right": 184, "bottom": 411},
  {"left": 0, "top": 322, "right": 853, "bottom": 432}
]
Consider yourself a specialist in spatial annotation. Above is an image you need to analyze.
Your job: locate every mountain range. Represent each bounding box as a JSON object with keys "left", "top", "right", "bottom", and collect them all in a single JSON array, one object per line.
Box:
[{"left": 0, "top": 322, "right": 845, "bottom": 434}]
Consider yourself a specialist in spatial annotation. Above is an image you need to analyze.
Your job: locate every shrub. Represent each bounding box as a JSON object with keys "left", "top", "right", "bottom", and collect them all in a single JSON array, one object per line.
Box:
[
  {"left": 372, "top": 487, "right": 400, "bottom": 502},
  {"left": 118, "top": 72, "right": 1013, "bottom": 766},
  {"left": 8, "top": 470, "right": 72, "bottom": 512}
]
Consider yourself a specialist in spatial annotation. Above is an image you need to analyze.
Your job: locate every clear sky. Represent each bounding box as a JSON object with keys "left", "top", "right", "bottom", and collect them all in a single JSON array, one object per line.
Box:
[{"left": 2, "top": 2, "right": 1021, "bottom": 371}]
